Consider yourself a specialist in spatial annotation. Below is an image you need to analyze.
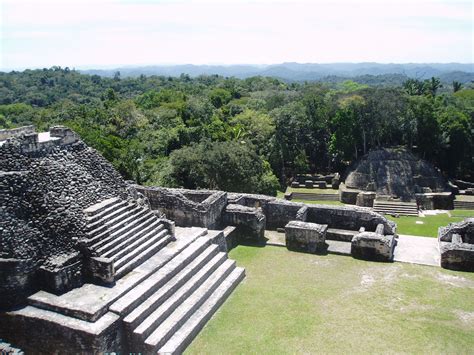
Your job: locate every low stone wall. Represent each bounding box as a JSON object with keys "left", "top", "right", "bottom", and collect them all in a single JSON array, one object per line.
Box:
[
  {"left": 415, "top": 192, "right": 453, "bottom": 210},
  {"left": 0, "top": 309, "right": 122, "bottom": 353},
  {"left": 135, "top": 186, "right": 227, "bottom": 229},
  {"left": 0, "top": 259, "right": 39, "bottom": 310},
  {"left": 0, "top": 125, "right": 35, "bottom": 141}
]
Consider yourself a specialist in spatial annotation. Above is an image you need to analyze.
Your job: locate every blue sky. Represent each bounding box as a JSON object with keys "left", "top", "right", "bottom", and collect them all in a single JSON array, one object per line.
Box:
[{"left": 1, "top": 0, "right": 472, "bottom": 70}]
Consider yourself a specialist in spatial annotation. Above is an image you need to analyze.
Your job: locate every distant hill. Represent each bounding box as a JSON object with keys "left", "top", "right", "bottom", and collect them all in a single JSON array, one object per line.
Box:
[{"left": 81, "top": 62, "right": 474, "bottom": 84}]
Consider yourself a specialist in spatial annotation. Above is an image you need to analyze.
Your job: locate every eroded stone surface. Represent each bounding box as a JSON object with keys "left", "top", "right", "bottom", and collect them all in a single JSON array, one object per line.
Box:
[
  {"left": 285, "top": 221, "right": 328, "bottom": 253},
  {"left": 438, "top": 218, "right": 474, "bottom": 271}
]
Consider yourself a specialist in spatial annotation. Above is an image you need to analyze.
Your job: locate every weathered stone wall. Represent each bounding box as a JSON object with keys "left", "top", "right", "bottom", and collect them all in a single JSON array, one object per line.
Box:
[
  {"left": 438, "top": 218, "right": 474, "bottom": 244},
  {"left": 0, "top": 125, "right": 35, "bottom": 141},
  {"left": 0, "top": 309, "right": 122, "bottom": 353},
  {"left": 135, "top": 186, "right": 227, "bottom": 229},
  {"left": 223, "top": 204, "right": 266, "bottom": 242},
  {"left": 438, "top": 219, "right": 474, "bottom": 272},
  {"left": 0, "top": 127, "right": 136, "bottom": 308},
  {"left": 228, "top": 192, "right": 396, "bottom": 235},
  {"left": 285, "top": 221, "right": 328, "bottom": 253}
]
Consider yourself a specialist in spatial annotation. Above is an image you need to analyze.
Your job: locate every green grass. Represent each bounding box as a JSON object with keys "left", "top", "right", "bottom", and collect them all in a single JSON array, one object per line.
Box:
[
  {"left": 187, "top": 246, "right": 474, "bottom": 354},
  {"left": 286, "top": 187, "right": 339, "bottom": 194},
  {"left": 450, "top": 209, "right": 474, "bottom": 218},
  {"left": 387, "top": 213, "right": 466, "bottom": 237},
  {"left": 291, "top": 198, "right": 345, "bottom": 206}
]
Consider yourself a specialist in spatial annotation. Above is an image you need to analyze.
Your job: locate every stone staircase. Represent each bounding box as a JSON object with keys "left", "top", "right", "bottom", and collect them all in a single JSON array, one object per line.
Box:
[
  {"left": 0, "top": 340, "right": 24, "bottom": 354},
  {"left": 373, "top": 200, "right": 419, "bottom": 216},
  {"left": 5, "top": 227, "right": 244, "bottom": 354},
  {"left": 83, "top": 197, "right": 174, "bottom": 279},
  {"left": 453, "top": 199, "right": 474, "bottom": 210}
]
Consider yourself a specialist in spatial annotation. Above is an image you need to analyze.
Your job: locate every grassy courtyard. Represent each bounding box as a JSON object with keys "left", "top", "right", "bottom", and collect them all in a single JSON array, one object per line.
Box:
[
  {"left": 188, "top": 246, "right": 474, "bottom": 354},
  {"left": 387, "top": 210, "right": 474, "bottom": 238}
]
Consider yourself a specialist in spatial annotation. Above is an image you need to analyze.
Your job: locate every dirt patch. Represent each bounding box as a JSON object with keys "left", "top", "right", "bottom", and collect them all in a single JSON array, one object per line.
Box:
[
  {"left": 454, "top": 310, "right": 474, "bottom": 324},
  {"left": 435, "top": 272, "right": 474, "bottom": 288}
]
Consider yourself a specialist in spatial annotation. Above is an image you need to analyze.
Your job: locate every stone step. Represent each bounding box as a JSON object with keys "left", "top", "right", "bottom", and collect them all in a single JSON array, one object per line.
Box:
[
  {"left": 86, "top": 204, "right": 145, "bottom": 241},
  {"left": 99, "top": 218, "right": 163, "bottom": 257},
  {"left": 86, "top": 201, "right": 132, "bottom": 231},
  {"left": 374, "top": 205, "right": 418, "bottom": 210},
  {"left": 375, "top": 210, "right": 419, "bottom": 217},
  {"left": 28, "top": 228, "right": 209, "bottom": 322},
  {"left": 453, "top": 201, "right": 474, "bottom": 210},
  {"left": 109, "top": 224, "right": 167, "bottom": 262},
  {"left": 115, "top": 231, "right": 173, "bottom": 278},
  {"left": 90, "top": 206, "right": 149, "bottom": 241},
  {"left": 374, "top": 207, "right": 418, "bottom": 213},
  {"left": 110, "top": 236, "right": 212, "bottom": 317},
  {"left": 142, "top": 259, "right": 236, "bottom": 353},
  {"left": 374, "top": 205, "right": 418, "bottom": 211},
  {"left": 84, "top": 197, "right": 121, "bottom": 218},
  {"left": 122, "top": 244, "right": 220, "bottom": 333},
  {"left": 128, "top": 253, "right": 227, "bottom": 349},
  {"left": 86, "top": 198, "right": 129, "bottom": 224},
  {"left": 158, "top": 267, "right": 245, "bottom": 355},
  {"left": 89, "top": 211, "right": 154, "bottom": 249}
]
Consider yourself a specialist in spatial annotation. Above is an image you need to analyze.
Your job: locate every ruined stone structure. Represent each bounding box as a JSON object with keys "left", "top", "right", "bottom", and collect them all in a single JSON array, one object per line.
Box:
[
  {"left": 438, "top": 218, "right": 474, "bottom": 271},
  {"left": 137, "top": 186, "right": 398, "bottom": 262},
  {"left": 5, "top": 127, "right": 467, "bottom": 353},
  {"left": 341, "top": 148, "right": 453, "bottom": 213},
  {"left": 0, "top": 127, "right": 244, "bottom": 354}
]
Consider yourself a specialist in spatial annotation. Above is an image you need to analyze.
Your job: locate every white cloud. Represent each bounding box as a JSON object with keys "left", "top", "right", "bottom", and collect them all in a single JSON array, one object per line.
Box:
[{"left": 1, "top": 0, "right": 472, "bottom": 69}]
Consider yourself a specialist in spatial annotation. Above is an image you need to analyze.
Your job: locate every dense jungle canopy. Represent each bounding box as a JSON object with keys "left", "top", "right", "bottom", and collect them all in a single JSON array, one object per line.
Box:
[{"left": 1, "top": 67, "right": 473, "bottom": 195}]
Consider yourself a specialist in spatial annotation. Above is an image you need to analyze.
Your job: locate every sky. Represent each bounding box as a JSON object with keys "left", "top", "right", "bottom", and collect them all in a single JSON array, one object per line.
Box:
[{"left": 0, "top": 0, "right": 472, "bottom": 70}]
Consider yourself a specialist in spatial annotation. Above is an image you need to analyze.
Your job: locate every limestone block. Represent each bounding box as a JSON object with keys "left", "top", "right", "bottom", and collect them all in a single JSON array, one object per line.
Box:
[
  {"left": 351, "top": 232, "right": 396, "bottom": 261},
  {"left": 316, "top": 181, "right": 327, "bottom": 189},
  {"left": 356, "top": 191, "right": 376, "bottom": 207},
  {"left": 296, "top": 205, "right": 308, "bottom": 221},
  {"left": 223, "top": 204, "right": 266, "bottom": 242},
  {"left": 339, "top": 185, "right": 361, "bottom": 205},
  {"left": 440, "top": 242, "right": 474, "bottom": 271},
  {"left": 86, "top": 257, "right": 115, "bottom": 285},
  {"left": 285, "top": 221, "right": 328, "bottom": 253}
]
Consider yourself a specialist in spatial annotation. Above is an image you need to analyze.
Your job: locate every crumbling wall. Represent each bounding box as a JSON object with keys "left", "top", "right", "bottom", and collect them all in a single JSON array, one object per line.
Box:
[{"left": 135, "top": 186, "right": 227, "bottom": 229}]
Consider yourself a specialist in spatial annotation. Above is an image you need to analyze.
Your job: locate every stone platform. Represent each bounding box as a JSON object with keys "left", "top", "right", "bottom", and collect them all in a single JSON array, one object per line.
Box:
[{"left": 0, "top": 227, "right": 245, "bottom": 354}]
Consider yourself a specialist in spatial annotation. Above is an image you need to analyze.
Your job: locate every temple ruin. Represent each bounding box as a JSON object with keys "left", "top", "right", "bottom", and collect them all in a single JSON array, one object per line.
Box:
[{"left": 0, "top": 127, "right": 472, "bottom": 353}]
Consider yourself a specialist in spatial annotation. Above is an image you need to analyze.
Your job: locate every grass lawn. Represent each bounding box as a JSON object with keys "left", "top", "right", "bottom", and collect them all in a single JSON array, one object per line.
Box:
[
  {"left": 291, "top": 198, "right": 345, "bottom": 206},
  {"left": 286, "top": 187, "right": 339, "bottom": 194},
  {"left": 187, "top": 246, "right": 474, "bottom": 354},
  {"left": 387, "top": 211, "right": 474, "bottom": 238}
]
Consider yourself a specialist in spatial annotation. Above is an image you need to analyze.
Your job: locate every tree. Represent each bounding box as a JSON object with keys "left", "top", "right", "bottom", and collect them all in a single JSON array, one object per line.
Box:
[
  {"left": 453, "top": 81, "right": 462, "bottom": 93},
  {"left": 424, "top": 77, "right": 442, "bottom": 96},
  {"left": 161, "top": 141, "right": 279, "bottom": 195},
  {"left": 403, "top": 78, "right": 426, "bottom": 96}
]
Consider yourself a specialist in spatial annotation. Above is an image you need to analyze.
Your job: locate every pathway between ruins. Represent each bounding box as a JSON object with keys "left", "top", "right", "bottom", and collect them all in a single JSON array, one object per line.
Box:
[{"left": 265, "top": 230, "right": 440, "bottom": 267}]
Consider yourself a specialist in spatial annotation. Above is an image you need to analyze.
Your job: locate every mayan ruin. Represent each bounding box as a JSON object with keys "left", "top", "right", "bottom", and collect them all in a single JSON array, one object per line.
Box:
[
  {"left": 1, "top": 123, "right": 473, "bottom": 353},
  {"left": 1, "top": 1, "right": 473, "bottom": 352}
]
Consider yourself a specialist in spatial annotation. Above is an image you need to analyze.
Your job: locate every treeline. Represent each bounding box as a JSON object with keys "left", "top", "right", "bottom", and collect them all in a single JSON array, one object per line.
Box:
[{"left": 0, "top": 67, "right": 473, "bottom": 195}]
